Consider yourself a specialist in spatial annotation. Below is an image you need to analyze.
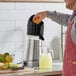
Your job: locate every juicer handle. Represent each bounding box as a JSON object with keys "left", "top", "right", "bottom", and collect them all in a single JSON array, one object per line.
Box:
[
  {"left": 39, "top": 21, "right": 44, "bottom": 40},
  {"left": 39, "top": 35, "right": 44, "bottom": 40},
  {"left": 48, "top": 48, "right": 54, "bottom": 59}
]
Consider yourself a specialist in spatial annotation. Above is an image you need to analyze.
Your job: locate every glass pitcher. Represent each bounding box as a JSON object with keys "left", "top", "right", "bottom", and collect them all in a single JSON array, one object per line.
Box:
[{"left": 39, "top": 46, "right": 53, "bottom": 70}]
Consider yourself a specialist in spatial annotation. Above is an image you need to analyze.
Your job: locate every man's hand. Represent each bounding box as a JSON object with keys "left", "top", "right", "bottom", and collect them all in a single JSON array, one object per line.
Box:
[{"left": 33, "top": 11, "right": 47, "bottom": 24}]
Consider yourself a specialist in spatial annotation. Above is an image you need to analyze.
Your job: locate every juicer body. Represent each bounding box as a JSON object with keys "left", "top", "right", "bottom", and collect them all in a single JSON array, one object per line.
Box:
[{"left": 26, "top": 15, "right": 44, "bottom": 67}]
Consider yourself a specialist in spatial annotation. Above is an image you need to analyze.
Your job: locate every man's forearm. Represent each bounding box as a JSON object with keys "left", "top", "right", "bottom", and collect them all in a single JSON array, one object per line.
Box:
[{"left": 46, "top": 11, "right": 71, "bottom": 26}]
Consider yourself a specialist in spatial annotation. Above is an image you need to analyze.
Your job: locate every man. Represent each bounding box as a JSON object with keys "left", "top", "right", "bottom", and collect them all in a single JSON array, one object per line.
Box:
[{"left": 33, "top": 0, "right": 76, "bottom": 76}]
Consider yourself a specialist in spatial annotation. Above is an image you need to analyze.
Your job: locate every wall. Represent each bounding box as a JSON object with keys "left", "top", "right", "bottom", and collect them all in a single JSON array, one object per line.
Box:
[{"left": 0, "top": 2, "right": 72, "bottom": 64}]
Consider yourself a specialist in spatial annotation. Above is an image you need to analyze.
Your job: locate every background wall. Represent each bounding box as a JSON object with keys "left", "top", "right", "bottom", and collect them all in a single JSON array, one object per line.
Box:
[{"left": 0, "top": 2, "right": 72, "bottom": 63}]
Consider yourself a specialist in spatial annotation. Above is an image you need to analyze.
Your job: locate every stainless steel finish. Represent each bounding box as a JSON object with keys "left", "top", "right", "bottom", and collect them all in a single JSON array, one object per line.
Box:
[{"left": 26, "top": 37, "right": 40, "bottom": 67}]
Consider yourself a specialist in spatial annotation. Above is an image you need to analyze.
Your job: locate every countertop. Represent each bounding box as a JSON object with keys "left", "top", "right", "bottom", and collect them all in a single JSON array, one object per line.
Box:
[{"left": 0, "top": 62, "right": 63, "bottom": 76}]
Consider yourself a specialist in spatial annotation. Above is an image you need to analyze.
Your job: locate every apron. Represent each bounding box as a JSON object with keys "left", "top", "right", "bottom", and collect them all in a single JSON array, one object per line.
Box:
[{"left": 63, "top": 17, "right": 76, "bottom": 76}]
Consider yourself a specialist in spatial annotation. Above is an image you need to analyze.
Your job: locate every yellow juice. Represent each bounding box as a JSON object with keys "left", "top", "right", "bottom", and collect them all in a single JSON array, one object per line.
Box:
[{"left": 39, "top": 54, "right": 52, "bottom": 69}]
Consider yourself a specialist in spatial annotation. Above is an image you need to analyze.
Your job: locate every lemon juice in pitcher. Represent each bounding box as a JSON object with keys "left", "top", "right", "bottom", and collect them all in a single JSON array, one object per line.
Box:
[{"left": 39, "top": 46, "right": 53, "bottom": 70}]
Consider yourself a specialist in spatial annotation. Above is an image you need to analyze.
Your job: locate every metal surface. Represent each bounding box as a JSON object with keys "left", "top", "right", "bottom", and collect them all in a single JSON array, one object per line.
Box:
[{"left": 26, "top": 38, "right": 40, "bottom": 67}]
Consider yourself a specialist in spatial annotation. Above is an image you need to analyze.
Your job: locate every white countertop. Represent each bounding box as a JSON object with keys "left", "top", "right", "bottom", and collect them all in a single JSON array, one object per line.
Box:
[{"left": 0, "top": 62, "right": 63, "bottom": 76}]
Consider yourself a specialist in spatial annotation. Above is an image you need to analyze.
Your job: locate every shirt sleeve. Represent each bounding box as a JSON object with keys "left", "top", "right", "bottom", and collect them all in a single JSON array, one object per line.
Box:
[
  {"left": 70, "top": 20, "right": 76, "bottom": 44},
  {"left": 46, "top": 11, "right": 71, "bottom": 26}
]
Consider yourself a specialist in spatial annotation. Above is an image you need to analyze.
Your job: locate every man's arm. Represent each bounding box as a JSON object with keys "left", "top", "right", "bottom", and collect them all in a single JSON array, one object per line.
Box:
[
  {"left": 71, "top": 19, "right": 76, "bottom": 44},
  {"left": 46, "top": 11, "right": 71, "bottom": 26}
]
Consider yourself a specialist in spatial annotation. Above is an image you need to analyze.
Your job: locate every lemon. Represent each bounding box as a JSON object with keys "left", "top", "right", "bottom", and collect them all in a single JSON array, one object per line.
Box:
[
  {"left": 0, "top": 54, "right": 5, "bottom": 63},
  {"left": 33, "top": 19, "right": 39, "bottom": 24},
  {"left": 5, "top": 55, "right": 12, "bottom": 62},
  {"left": 0, "top": 62, "right": 4, "bottom": 70},
  {"left": 2, "top": 63, "right": 8, "bottom": 69},
  {"left": 10, "top": 63, "right": 18, "bottom": 69}
]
